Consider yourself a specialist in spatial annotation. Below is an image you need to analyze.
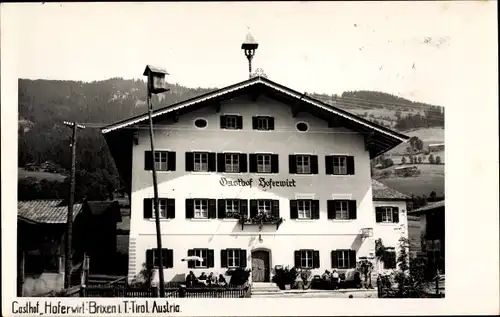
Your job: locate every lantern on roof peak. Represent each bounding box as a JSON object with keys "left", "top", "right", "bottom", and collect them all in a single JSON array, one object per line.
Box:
[{"left": 241, "top": 30, "right": 259, "bottom": 79}]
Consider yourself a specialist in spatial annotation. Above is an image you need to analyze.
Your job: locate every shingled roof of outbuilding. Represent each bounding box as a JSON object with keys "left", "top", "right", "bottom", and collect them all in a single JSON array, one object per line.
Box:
[
  {"left": 18, "top": 199, "right": 83, "bottom": 224},
  {"left": 372, "top": 179, "right": 410, "bottom": 201}
]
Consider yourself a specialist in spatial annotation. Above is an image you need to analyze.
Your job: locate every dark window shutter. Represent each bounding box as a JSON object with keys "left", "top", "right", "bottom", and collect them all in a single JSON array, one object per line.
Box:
[
  {"left": 375, "top": 207, "right": 383, "bottom": 223},
  {"left": 143, "top": 199, "right": 153, "bottom": 218},
  {"left": 220, "top": 115, "right": 226, "bottom": 129},
  {"left": 239, "top": 153, "right": 248, "bottom": 173},
  {"left": 217, "top": 199, "right": 226, "bottom": 219},
  {"left": 346, "top": 156, "right": 355, "bottom": 175},
  {"left": 271, "top": 154, "right": 279, "bottom": 173},
  {"left": 310, "top": 155, "right": 319, "bottom": 174},
  {"left": 239, "top": 249, "right": 247, "bottom": 268},
  {"left": 331, "top": 250, "right": 338, "bottom": 268},
  {"left": 252, "top": 117, "right": 258, "bottom": 130},
  {"left": 187, "top": 249, "right": 194, "bottom": 268},
  {"left": 146, "top": 249, "right": 154, "bottom": 269},
  {"left": 145, "top": 151, "right": 153, "bottom": 170},
  {"left": 236, "top": 116, "right": 243, "bottom": 129},
  {"left": 220, "top": 250, "right": 228, "bottom": 268},
  {"left": 185, "top": 199, "right": 194, "bottom": 219},
  {"left": 185, "top": 152, "right": 194, "bottom": 172},
  {"left": 249, "top": 154, "right": 257, "bottom": 173},
  {"left": 289, "top": 155, "right": 297, "bottom": 174},
  {"left": 327, "top": 200, "right": 336, "bottom": 219},
  {"left": 167, "top": 152, "right": 176, "bottom": 171},
  {"left": 294, "top": 251, "right": 301, "bottom": 268},
  {"left": 325, "top": 156, "right": 333, "bottom": 175},
  {"left": 249, "top": 200, "right": 258, "bottom": 218},
  {"left": 348, "top": 250, "right": 356, "bottom": 268},
  {"left": 208, "top": 199, "right": 217, "bottom": 218},
  {"left": 239, "top": 199, "right": 248, "bottom": 217},
  {"left": 312, "top": 200, "right": 320, "bottom": 219},
  {"left": 208, "top": 153, "right": 216, "bottom": 172},
  {"left": 166, "top": 249, "right": 174, "bottom": 268},
  {"left": 348, "top": 200, "right": 357, "bottom": 219},
  {"left": 313, "top": 250, "right": 320, "bottom": 268},
  {"left": 268, "top": 117, "right": 275, "bottom": 130},
  {"left": 207, "top": 249, "right": 215, "bottom": 268},
  {"left": 271, "top": 200, "right": 280, "bottom": 218},
  {"left": 217, "top": 153, "right": 225, "bottom": 172},
  {"left": 166, "top": 199, "right": 175, "bottom": 219},
  {"left": 392, "top": 207, "right": 399, "bottom": 223},
  {"left": 290, "top": 200, "right": 298, "bottom": 219}
]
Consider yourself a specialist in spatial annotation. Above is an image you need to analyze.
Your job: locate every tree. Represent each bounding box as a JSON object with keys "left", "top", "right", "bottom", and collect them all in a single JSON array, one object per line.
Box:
[
  {"left": 435, "top": 156, "right": 441, "bottom": 164},
  {"left": 429, "top": 191, "right": 437, "bottom": 202},
  {"left": 401, "top": 156, "right": 407, "bottom": 165},
  {"left": 428, "top": 154, "right": 435, "bottom": 164},
  {"left": 415, "top": 138, "right": 424, "bottom": 151},
  {"left": 382, "top": 158, "right": 394, "bottom": 168},
  {"left": 417, "top": 156, "right": 423, "bottom": 164}
]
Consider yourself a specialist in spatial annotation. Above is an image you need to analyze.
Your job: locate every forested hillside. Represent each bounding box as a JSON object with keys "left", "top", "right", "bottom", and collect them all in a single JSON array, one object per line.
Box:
[{"left": 17, "top": 78, "right": 444, "bottom": 201}]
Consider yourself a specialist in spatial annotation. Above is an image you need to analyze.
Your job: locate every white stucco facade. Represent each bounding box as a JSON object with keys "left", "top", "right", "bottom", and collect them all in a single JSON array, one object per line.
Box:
[{"left": 122, "top": 94, "right": 408, "bottom": 284}]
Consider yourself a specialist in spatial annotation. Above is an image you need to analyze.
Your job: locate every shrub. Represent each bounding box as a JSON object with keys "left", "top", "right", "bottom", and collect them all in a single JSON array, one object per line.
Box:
[
  {"left": 435, "top": 156, "right": 442, "bottom": 164},
  {"left": 272, "top": 267, "right": 298, "bottom": 290},
  {"left": 226, "top": 267, "right": 251, "bottom": 286}
]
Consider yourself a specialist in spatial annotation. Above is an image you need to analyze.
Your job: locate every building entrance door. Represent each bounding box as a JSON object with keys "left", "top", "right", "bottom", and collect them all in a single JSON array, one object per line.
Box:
[{"left": 251, "top": 250, "right": 270, "bottom": 282}]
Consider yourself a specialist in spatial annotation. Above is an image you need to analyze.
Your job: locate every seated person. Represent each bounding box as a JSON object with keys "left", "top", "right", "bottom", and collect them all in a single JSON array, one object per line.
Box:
[
  {"left": 185, "top": 271, "right": 197, "bottom": 287},
  {"left": 198, "top": 272, "right": 207, "bottom": 280},
  {"left": 217, "top": 274, "right": 227, "bottom": 286},
  {"left": 207, "top": 272, "right": 217, "bottom": 286},
  {"left": 294, "top": 271, "right": 304, "bottom": 290},
  {"left": 322, "top": 270, "right": 331, "bottom": 281}
]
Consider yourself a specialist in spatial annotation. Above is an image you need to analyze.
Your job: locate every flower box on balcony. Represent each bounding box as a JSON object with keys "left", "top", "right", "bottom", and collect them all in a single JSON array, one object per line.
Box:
[{"left": 238, "top": 213, "right": 284, "bottom": 230}]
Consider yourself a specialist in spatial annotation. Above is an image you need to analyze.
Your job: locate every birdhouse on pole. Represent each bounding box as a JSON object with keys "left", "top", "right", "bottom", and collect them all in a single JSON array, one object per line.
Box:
[{"left": 143, "top": 65, "right": 170, "bottom": 95}]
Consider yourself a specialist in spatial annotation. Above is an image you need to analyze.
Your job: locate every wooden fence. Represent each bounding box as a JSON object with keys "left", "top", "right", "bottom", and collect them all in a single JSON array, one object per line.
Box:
[{"left": 77, "top": 284, "right": 250, "bottom": 298}]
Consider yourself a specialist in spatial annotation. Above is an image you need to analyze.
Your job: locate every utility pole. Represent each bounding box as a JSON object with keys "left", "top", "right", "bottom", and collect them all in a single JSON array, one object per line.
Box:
[
  {"left": 143, "top": 65, "right": 169, "bottom": 297},
  {"left": 63, "top": 121, "right": 85, "bottom": 288}
]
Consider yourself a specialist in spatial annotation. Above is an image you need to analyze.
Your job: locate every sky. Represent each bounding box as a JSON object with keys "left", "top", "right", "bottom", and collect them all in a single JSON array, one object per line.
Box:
[{"left": 1, "top": 1, "right": 497, "bottom": 106}]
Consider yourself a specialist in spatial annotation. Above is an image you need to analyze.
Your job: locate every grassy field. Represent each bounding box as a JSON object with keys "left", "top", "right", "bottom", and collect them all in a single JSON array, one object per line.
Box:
[
  {"left": 376, "top": 174, "right": 444, "bottom": 197},
  {"left": 18, "top": 168, "right": 66, "bottom": 181},
  {"left": 387, "top": 127, "right": 445, "bottom": 155}
]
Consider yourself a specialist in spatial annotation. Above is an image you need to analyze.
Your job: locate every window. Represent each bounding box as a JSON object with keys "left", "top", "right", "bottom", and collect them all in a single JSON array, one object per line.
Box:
[
  {"left": 147, "top": 248, "right": 173, "bottom": 268},
  {"left": 381, "top": 207, "right": 394, "bottom": 223},
  {"left": 193, "top": 249, "right": 208, "bottom": 268},
  {"left": 154, "top": 151, "right": 168, "bottom": 171},
  {"left": 296, "top": 155, "right": 311, "bottom": 174},
  {"left": 144, "top": 198, "right": 175, "bottom": 219},
  {"left": 193, "top": 152, "right": 208, "bottom": 172},
  {"left": 296, "top": 122, "right": 309, "bottom": 132},
  {"left": 194, "top": 199, "right": 208, "bottom": 219},
  {"left": 227, "top": 249, "right": 241, "bottom": 268},
  {"left": 333, "top": 156, "right": 347, "bottom": 175},
  {"left": 257, "top": 154, "right": 271, "bottom": 173},
  {"left": 225, "top": 199, "right": 240, "bottom": 215},
  {"left": 375, "top": 206, "right": 399, "bottom": 223},
  {"left": 337, "top": 250, "right": 351, "bottom": 269},
  {"left": 257, "top": 200, "right": 272, "bottom": 214},
  {"left": 225, "top": 153, "right": 240, "bottom": 173},
  {"left": 335, "top": 201, "right": 349, "bottom": 220},
  {"left": 297, "top": 200, "right": 312, "bottom": 219},
  {"left": 252, "top": 116, "right": 275, "bottom": 131},
  {"left": 300, "top": 250, "right": 313, "bottom": 268},
  {"left": 150, "top": 199, "right": 168, "bottom": 218},
  {"left": 194, "top": 119, "right": 207, "bottom": 128}
]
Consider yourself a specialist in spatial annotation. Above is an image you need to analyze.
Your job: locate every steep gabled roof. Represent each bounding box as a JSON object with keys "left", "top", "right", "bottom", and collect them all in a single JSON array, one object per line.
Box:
[
  {"left": 372, "top": 179, "right": 410, "bottom": 201},
  {"left": 408, "top": 200, "right": 445, "bottom": 215},
  {"left": 18, "top": 200, "right": 83, "bottom": 224}
]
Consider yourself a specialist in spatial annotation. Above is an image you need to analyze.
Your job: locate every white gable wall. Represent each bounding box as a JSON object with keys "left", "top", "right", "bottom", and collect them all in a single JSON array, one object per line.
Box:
[{"left": 127, "top": 95, "right": 393, "bottom": 283}]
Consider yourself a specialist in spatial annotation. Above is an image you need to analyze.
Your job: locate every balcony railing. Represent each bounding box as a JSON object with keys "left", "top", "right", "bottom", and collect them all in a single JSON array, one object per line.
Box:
[{"left": 238, "top": 211, "right": 284, "bottom": 230}]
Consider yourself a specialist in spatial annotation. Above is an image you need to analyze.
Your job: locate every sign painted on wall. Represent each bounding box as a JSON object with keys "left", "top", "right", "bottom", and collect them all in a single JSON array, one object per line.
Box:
[{"left": 219, "top": 177, "right": 296, "bottom": 190}]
